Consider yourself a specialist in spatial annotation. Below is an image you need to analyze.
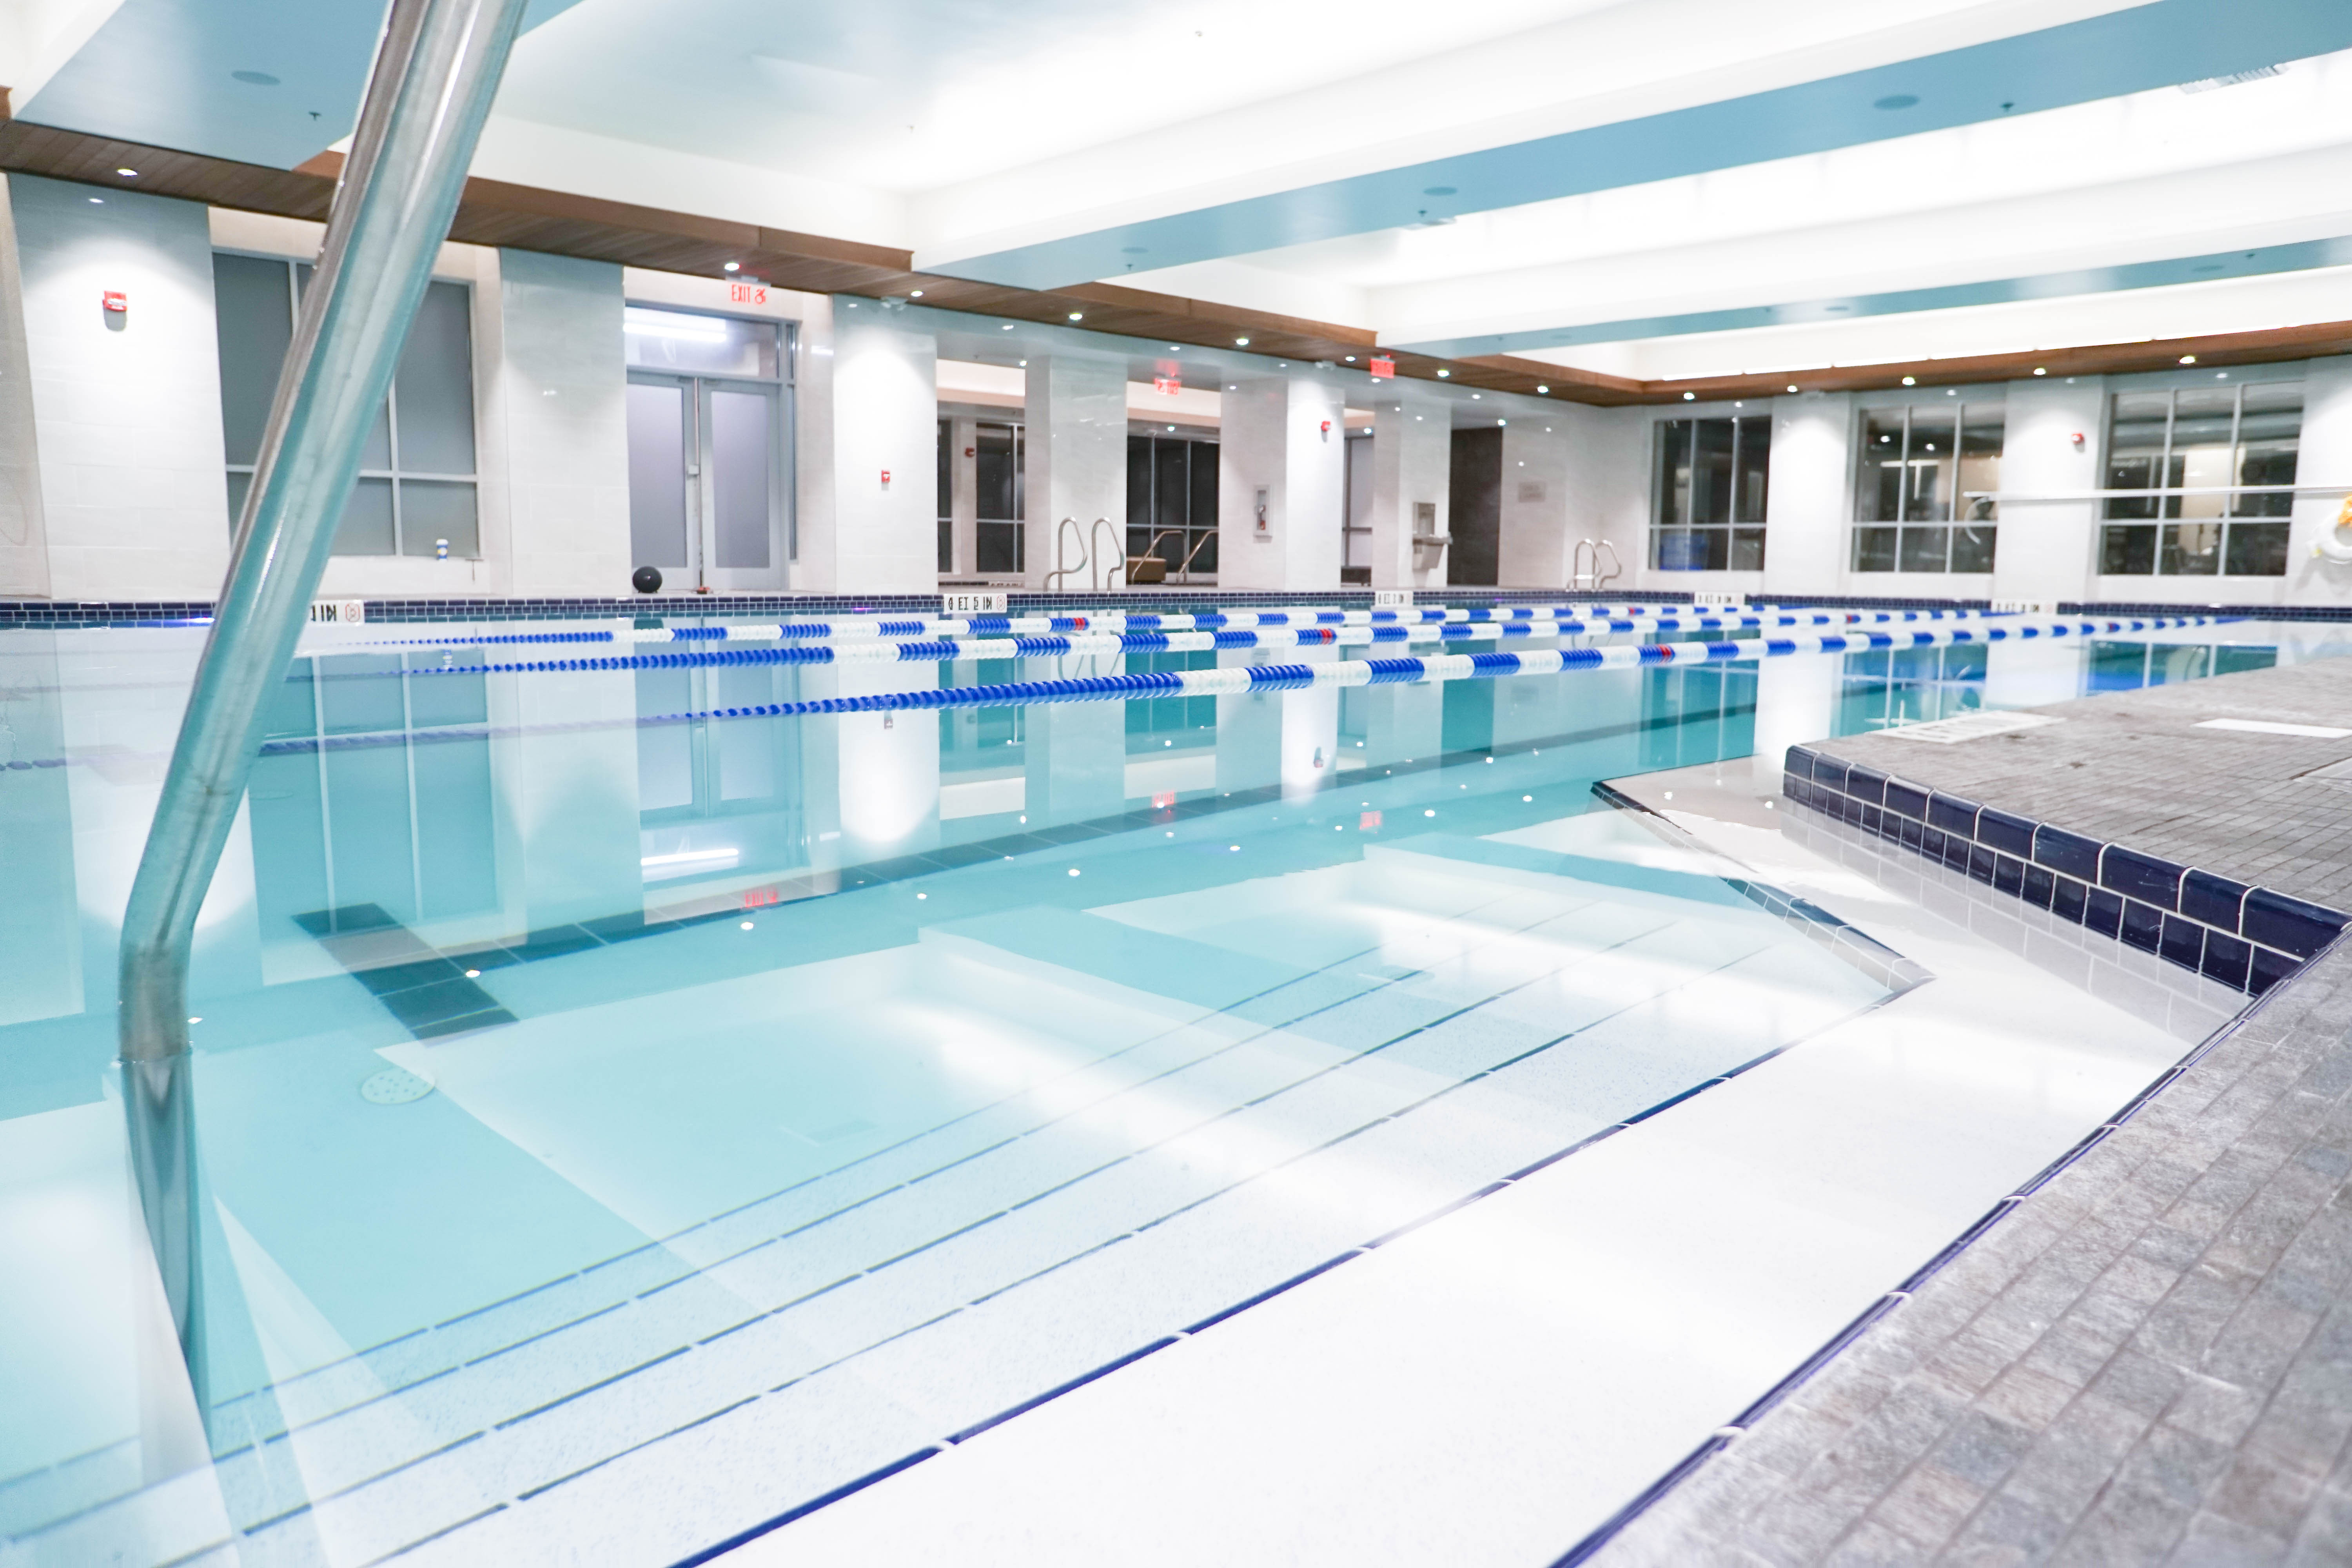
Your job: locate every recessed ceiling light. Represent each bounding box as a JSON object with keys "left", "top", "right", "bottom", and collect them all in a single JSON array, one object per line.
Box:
[
  {"left": 2216, "top": 371, "right": 2228, "bottom": 379},
  {"left": 2033, "top": 367, "right": 2047, "bottom": 376},
  {"left": 1068, "top": 312, "right": 1083, "bottom": 321},
  {"left": 1786, "top": 384, "right": 1799, "bottom": 393},
  {"left": 723, "top": 261, "right": 739, "bottom": 272},
  {"left": 1496, "top": 418, "right": 1505, "bottom": 426},
  {"left": 1683, "top": 391, "right": 1695, "bottom": 401},
  {"left": 1436, "top": 368, "right": 1449, "bottom": 377},
  {"left": 1167, "top": 424, "right": 1176, "bottom": 431},
  {"left": 1536, "top": 385, "right": 1549, "bottom": 394},
  {"left": 1901, "top": 376, "right": 1916, "bottom": 386},
  {"left": 116, "top": 168, "right": 137, "bottom": 178},
  {"left": 1235, "top": 337, "right": 1249, "bottom": 346},
  {"left": 909, "top": 289, "right": 923, "bottom": 297},
  {"left": 2179, "top": 354, "right": 2197, "bottom": 364},
  {"left": 1002, "top": 323, "right": 1015, "bottom": 330},
  {"left": 1019, "top": 359, "right": 1027, "bottom": 366},
  {"left": 88, "top": 196, "right": 103, "bottom": 203},
  {"left": 1345, "top": 356, "right": 1356, "bottom": 362},
  {"left": 1471, "top": 393, "right": 1481, "bottom": 399}
]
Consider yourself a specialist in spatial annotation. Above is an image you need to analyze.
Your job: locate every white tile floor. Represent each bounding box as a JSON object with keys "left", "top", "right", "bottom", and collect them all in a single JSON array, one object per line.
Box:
[{"left": 715, "top": 765, "right": 2220, "bottom": 1568}]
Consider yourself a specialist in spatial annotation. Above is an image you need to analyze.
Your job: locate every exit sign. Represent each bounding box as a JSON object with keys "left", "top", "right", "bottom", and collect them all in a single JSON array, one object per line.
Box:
[
  {"left": 1368, "top": 355, "right": 1395, "bottom": 379},
  {"left": 729, "top": 281, "right": 768, "bottom": 305},
  {"left": 1152, "top": 375, "right": 1181, "bottom": 396}
]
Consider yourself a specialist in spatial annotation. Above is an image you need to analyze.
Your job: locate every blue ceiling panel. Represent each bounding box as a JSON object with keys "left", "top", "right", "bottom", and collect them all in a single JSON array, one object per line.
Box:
[
  {"left": 1394, "top": 236, "right": 2352, "bottom": 357},
  {"left": 13, "top": 0, "right": 588, "bottom": 171},
  {"left": 924, "top": 0, "right": 2352, "bottom": 292}
]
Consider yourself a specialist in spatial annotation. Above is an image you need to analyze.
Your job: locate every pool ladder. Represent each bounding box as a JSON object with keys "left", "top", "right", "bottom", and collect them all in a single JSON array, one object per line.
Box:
[
  {"left": 1042, "top": 516, "right": 1128, "bottom": 592},
  {"left": 1571, "top": 537, "right": 1623, "bottom": 592}
]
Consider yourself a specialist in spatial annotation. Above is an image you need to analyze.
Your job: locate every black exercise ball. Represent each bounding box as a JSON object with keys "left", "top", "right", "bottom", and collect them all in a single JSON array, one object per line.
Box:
[{"left": 632, "top": 566, "right": 663, "bottom": 594}]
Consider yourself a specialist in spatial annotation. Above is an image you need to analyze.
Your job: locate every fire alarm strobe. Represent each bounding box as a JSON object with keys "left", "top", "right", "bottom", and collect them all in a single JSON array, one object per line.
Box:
[
  {"left": 102, "top": 291, "right": 127, "bottom": 313},
  {"left": 880, "top": 469, "right": 892, "bottom": 486}
]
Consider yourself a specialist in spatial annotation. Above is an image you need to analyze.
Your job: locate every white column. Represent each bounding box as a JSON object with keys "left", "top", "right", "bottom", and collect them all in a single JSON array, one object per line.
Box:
[
  {"left": 1218, "top": 374, "right": 1344, "bottom": 593},
  {"left": 492, "top": 249, "right": 632, "bottom": 597},
  {"left": 0, "top": 178, "right": 51, "bottom": 598},
  {"left": 10, "top": 174, "right": 229, "bottom": 601},
  {"left": 1369, "top": 382, "right": 1449, "bottom": 590},
  {"left": 1497, "top": 417, "right": 1571, "bottom": 588},
  {"left": 1993, "top": 375, "right": 2106, "bottom": 610},
  {"left": 1760, "top": 392, "right": 1853, "bottom": 601},
  {"left": 822, "top": 298, "right": 937, "bottom": 596},
  {"left": 949, "top": 413, "right": 978, "bottom": 577},
  {"left": 1022, "top": 354, "right": 1125, "bottom": 590},
  {"left": 2285, "top": 354, "right": 2352, "bottom": 610}
]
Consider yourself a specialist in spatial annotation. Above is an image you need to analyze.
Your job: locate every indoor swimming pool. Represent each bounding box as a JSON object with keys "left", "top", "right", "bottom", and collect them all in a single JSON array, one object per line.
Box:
[{"left": 1, "top": 602, "right": 2343, "bottom": 1567}]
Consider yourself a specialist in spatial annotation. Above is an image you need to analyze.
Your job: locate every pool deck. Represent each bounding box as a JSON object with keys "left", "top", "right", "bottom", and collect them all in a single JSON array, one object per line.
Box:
[{"left": 1593, "top": 656, "right": 2352, "bottom": 1566}]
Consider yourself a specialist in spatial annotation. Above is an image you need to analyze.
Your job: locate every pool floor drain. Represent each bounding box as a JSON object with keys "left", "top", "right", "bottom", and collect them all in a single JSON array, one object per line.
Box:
[{"left": 361, "top": 1067, "right": 435, "bottom": 1105}]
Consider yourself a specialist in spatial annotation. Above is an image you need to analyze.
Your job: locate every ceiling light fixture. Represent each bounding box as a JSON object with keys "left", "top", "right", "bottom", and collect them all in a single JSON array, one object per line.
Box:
[
  {"left": 723, "top": 261, "right": 740, "bottom": 272},
  {"left": 1003, "top": 323, "right": 1015, "bottom": 330},
  {"left": 1436, "top": 368, "right": 1449, "bottom": 377},
  {"left": 909, "top": 289, "right": 923, "bottom": 298},
  {"left": 1471, "top": 393, "right": 1481, "bottom": 399},
  {"left": 1235, "top": 337, "right": 1249, "bottom": 346},
  {"left": 1068, "top": 312, "right": 1083, "bottom": 321},
  {"left": 2179, "top": 354, "right": 2197, "bottom": 364},
  {"left": 1901, "top": 376, "right": 1916, "bottom": 386},
  {"left": 2033, "top": 367, "right": 2047, "bottom": 376},
  {"left": 1682, "top": 391, "right": 1695, "bottom": 401},
  {"left": 1786, "top": 385, "right": 1799, "bottom": 393},
  {"left": 116, "top": 168, "right": 137, "bottom": 178},
  {"left": 1345, "top": 356, "right": 1355, "bottom": 362}
]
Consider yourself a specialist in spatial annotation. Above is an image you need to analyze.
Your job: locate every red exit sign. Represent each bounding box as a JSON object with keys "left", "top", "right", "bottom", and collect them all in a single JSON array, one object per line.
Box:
[
  {"left": 1368, "top": 355, "right": 1395, "bottom": 379},
  {"left": 729, "top": 281, "right": 768, "bottom": 305}
]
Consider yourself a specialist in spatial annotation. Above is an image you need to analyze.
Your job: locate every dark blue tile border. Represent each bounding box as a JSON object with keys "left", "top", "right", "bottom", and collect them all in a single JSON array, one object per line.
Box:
[{"left": 1781, "top": 744, "right": 2346, "bottom": 996}]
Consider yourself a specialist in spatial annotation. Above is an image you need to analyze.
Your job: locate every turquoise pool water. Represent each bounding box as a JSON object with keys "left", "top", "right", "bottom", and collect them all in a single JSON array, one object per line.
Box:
[{"left": 0, "top": 610, "right": 2332, "bottom": 1566}]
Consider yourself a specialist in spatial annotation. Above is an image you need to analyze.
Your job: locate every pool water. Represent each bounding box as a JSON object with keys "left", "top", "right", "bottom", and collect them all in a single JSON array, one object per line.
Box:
[{"left": 0, "top": 611, "right": 2335, "bottom": 1566}]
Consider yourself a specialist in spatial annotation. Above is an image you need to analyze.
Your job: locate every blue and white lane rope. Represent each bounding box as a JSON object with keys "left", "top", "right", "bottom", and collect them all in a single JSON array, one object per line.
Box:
[
  {"left": 323, "top": 602, "right": 2006, "bottom": 652},
  {"left": 265, "top": 617, "right": 2236, "bottom": 750},
  {"left": 345, "top": 610, "right": 2033, "bottom": 681}
]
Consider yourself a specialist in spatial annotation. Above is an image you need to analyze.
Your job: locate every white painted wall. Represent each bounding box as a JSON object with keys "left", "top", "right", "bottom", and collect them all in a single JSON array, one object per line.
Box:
[
  {"left": 1217, "top": 374, "right": 1343, "bottom": 593},
  {"left": 10, "top": 174, "right": 229, "bottom": 600},
  {"left": 1022, "top": 352, "right": 1125, "bottom": 591},
  {"left": 1367, "top": 381, "right": 1448, "bottom": 590}
]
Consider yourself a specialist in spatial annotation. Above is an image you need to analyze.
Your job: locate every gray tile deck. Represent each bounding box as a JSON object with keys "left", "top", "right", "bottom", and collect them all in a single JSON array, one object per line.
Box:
[
  {"left": 1588, "top": 655, "right": 2352, "bottom": 1568},
  {"left": 1806, "top": 657, "right": 2352, "bottom": 911}
]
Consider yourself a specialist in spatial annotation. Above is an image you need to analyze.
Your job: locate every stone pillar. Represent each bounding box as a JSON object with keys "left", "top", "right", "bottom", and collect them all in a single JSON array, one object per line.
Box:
[
  {"left": 1992, "top": 376, "right": 2107, "bottom": 610},
  {"left": 492, "top": 250, "right": 632, "bottom": 597},
  {"left": 0, "top": 178, "right": 50, "bottom": 598},
  {"left": 948, "top": 412, "right": 978, "bottom": 577},
  {"left": 1022, "top": 354, "right": 1125, "bottom": 591},
  {"left": 9, "top": 174, "right": 229, "bottom": 601},
  {"left": 819, "top": 298, "right": 937, "bottom": 595},
  {"left": 2288, "top": 354, "right": 2352, "bottom": 611},
  {"left": 1369, "top": 383, "right": 1449, "bottom": 591},
  {"left": 1761, "top": 392, "right": 1853, "bottom": 602},
  {"left": 1497, "top": 417, "right": 1571, "bottom": 588},
  {"left": 1218, "top": 374, "right": 1344, "bottom": 593}
]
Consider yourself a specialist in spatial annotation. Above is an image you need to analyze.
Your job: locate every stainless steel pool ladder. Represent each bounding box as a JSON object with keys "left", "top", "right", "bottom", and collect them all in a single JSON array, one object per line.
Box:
[
  {"left": 1571, "top": 537, "right": 1623, "bottom": 591},
  {"left": 114, "top": 0, "right": 530, "bottom": 1437},
  {"left": 1042, "top": 516, "right": 1125, "bottom": 591}
]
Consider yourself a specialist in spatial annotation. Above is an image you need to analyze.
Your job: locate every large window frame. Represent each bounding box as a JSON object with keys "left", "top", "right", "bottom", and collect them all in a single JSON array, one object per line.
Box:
[
  {"left": 1650, "top": 415, "right": 1768, "bottom": 572},
  {"left": 1126, "top": 429, "right": 1219, "bottom": 581},
  {"left": 2097, "top": 377, "right": 2300, "bottom": 578},
  {"left": 215, "top": 250, "right": 483, "bottom": 559},
  {"left": 622, "top": 305, "right": 798, "bottom": 587},
  {"left": 1850, "top": 396, "right": 2004, "bottom": 574}
]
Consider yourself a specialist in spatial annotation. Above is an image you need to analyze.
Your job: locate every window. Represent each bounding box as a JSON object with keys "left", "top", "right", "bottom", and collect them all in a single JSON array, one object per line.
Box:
[
  {"left": 937, "top": 419, "right": 953, "bottom": 572},
  {"left": 214, "top": 252, "right": 479, "bottom": 557},
  {"left": 1652, "top": 416, "right": 1767, "bottom": 570},
  {"left": 1851, "top": 399, "right": 2002, "bottom": 573},
  {"left": 2099, "top": 381, "right": 2299, "bottom": 577},
  {"left": 976, "top": 421, "right": 1025, "bottom": 574},
  {"left": 1125, "top": 432, "right": 1219, "bottom": 579}
]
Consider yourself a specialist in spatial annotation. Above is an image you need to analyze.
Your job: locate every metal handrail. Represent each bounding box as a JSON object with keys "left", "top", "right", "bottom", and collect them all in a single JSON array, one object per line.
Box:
[
  {"left": 1088, "top": 517, "right": 1122, "bottom": 591},
  {"left": 114, "top": 0, "right": 530, "bottom": 1424},
  {"left": 1041, "top": 516, "right": 1087, "bottom": 590},
  {"left": 1177, "top": 528, "right": 1218, "bottom": 581},
  {"left": 1593, "top": 538, "right": 1622, "bottom": 590}
]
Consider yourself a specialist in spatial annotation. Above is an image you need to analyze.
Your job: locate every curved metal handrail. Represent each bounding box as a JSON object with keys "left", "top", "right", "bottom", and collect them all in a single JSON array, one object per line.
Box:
[
  {"left": 113, "top": 0, "right": 532, "bottom": 1420},
  {"left": 1593, "top": 539, "right": 1623, "bottom": 590},
  {"left": 1571, "top": 538, "right": 1595, "bottom": 591},
  {"left": 1089, "top": 517, "right": 1122, "bottom": 592},
  {"left": 1041, "top": 516, "right": 1087, "bottom": 590},
  {"left": 1177, "top": 528, "right": 1218, "bottom": 581}
]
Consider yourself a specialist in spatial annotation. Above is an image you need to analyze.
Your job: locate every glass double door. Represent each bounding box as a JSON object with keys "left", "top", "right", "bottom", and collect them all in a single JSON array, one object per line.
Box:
[{"left": 627, "top": 373, "right": 785, "bottom": 592}]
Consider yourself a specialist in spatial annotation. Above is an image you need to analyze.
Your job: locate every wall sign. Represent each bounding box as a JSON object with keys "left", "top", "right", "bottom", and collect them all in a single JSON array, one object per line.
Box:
[
  {"left": 1372, "top": 589, "right": 1413, "bottom": 607},
  {"left": 1368, "top": 355, "right": 1394, "bottom": 379},
  {"left": 943, "top": 590, "right": 1009, "bottom": 614},
  {"left": 102, "top": 291, "right": 127, "bottom": 314},
  {"left": 729, "top": 282, "right": 768, "bottom": 305},
  {"left": 307, "top": 599, "right": 367, "bottom": 624}
]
